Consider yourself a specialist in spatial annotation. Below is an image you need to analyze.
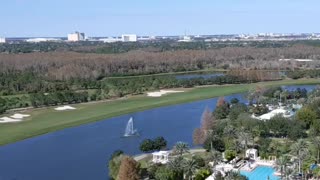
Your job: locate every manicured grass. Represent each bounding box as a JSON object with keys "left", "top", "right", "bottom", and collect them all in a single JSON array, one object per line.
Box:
[{"left": 0, "top": 79, "right": 319, "bottom": 146}]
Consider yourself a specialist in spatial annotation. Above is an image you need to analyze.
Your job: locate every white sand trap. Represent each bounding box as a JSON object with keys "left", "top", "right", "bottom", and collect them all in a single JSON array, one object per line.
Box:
[
  {"left": 54, "top": 105, "right": 76, "bottom": 111},
  {"left": 0, "top": 117, "right": 22, "bottom": 123},
  {"left": 10, "top": 113, "right": 30, "bottom": 119},
  {"left": 147, "top": 90, "right": 184, "bottom": 97}
]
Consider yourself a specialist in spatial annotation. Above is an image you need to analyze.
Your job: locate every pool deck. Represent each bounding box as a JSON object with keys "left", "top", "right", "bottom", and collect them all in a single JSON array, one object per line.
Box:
[{"left": 240, "top": 159, "right": 275, "bottom": 172}]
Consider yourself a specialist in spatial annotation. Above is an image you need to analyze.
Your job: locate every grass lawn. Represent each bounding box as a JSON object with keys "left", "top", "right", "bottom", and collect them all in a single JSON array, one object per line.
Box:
[{"left": 0, "top": 79, "right": 319, "bottom": 146}]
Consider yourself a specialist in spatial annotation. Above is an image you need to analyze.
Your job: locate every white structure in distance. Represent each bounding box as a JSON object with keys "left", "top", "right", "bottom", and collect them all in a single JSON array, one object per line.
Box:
[
  {"left": 68, "top": 32, "right": 86, "bottom": 42},
  {"left": 152, "top": 151, "right": 170, "bottom": 164},
  {"left": 26, "top": 38, "right": 61, "bottom": 43},
  {"left": 178, "top": 36, "right": 192, "bottom": 42},
  {"left": 0, "top": 37, "right": 6, "bottom": 43},
  {"left": 99, "top": 37, "right": 122, "bottom": 43},
  {"left": 122, "top": 34, "right": 137, "bottom": 42}
]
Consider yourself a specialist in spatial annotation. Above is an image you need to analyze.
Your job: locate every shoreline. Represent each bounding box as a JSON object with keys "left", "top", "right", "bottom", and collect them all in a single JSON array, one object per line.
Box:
[{"left": 0, "top": 79, "right": 319, "bottom": 146}]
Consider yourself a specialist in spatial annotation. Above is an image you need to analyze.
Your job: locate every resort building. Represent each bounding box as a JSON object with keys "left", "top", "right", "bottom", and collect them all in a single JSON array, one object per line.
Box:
[
  {"left": 245, "top": 149, "right": 258, "bottom": 160},
  {"left": 152, "top": 151, "right": 170, "bottom": 164},
  {"left": 68, "top": 32, "right": 86, "bottom": 41}
]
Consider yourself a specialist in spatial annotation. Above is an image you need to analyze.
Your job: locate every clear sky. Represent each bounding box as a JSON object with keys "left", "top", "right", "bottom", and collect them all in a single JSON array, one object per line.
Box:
[{"left": 1, "top": 0, "right": 320, "bottom": 37}]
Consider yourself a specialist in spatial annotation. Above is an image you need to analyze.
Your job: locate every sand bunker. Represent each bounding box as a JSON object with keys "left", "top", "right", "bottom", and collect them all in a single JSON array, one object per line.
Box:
[
  {"left": 0, "top": 117, "right": 22, "bottom": 123},
  {"left": 0, "top": 113, "right": 31, "bottom": 123},
  {"left": 147, "top": 90, "right": 184, "bottom": 97},
  {"left": 10, "top": 113, "right": 30, "bottom": 119},
  {"left": 54, "top": 105, "right": 76, "bottom": 111}
]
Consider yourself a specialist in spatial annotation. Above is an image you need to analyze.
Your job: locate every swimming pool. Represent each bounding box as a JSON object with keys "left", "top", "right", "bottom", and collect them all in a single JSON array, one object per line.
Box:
[{"left": 240, "top": 166, "right": 279, "bottom": 180}]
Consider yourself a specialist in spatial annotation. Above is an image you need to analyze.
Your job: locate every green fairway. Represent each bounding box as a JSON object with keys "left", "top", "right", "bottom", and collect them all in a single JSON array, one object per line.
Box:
[{"left": 0, "top": 79, "right": 319, "bottom": 146}]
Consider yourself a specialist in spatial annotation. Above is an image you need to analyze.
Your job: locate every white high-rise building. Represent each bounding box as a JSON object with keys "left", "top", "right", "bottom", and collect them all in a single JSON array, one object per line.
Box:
[
  {"left": 0, "top": 37, "right": 6, "bottom": 43},
  {"left": 122, "top": 34, "right": 137, "bottom": 42},
  {"left": 67, "top": 32, "right": 85, "bottom": 41}
]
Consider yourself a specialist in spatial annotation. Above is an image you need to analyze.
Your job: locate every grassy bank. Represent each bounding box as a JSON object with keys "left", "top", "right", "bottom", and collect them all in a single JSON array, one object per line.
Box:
[{"left": 0, "top": 79, "right": 319, "bottom": 146}]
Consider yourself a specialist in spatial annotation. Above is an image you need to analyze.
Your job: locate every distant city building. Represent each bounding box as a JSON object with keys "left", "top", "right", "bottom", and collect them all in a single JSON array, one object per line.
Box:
[
  {"left": 178, "top": 36, "right": 192, "bottom": 42},
  {"left": 99, "top": 37, "right": 122, "bottom": 43},
  {"left": 0, "top": 37, "right": 6, "bottom": 43},
  {"left": 68, "top": 32, "right": 86, "bottom": 42},
  {"left": 26, "top": 38, "right": 61, "bottom": 43},
  {"left": 137, "top": 36, "right": 155, "bottom": 41},
  {"left": 122, "top": 34, "right": 137, "bottom": 42}
]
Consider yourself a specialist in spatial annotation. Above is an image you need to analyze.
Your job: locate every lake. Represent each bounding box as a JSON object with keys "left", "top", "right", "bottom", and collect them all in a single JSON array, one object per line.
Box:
[{"left": 0, "top": 85, "right": 316, "bottom": 180}]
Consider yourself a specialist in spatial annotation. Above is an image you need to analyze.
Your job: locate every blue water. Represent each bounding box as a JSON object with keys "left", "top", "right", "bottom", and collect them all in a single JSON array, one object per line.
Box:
[
  {"left": 0, "top": 85, "right": 316, "bottom": 180},
  {"left": 0, "top": 94, "right": 247, "bottom": 180},
  {"left": 241, "top": 166, "right": 279, "bottom": 180},
  {"left": 281, "top": 84, "right": 316, "bottom": 92},
  {"left": 175, "top": 73, "right": 225, "bottom": 80}
]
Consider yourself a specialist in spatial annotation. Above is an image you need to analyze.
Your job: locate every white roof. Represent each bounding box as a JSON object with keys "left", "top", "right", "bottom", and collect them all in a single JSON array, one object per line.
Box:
[
  {"left": 252, "top": 107, "right": 294, "bottom": 120},
  {"left": 152, "top": 151, "right": 170, "bottom": 156},
  {"left": 246, "top": 148, "right": 258, "bottom": 153}
]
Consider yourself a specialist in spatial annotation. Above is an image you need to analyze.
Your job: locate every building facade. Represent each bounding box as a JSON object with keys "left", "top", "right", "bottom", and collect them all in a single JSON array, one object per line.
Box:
[
  {"left": 0, "top": 37, "right": 6, "bottom": 43},
  {"left": 122, "top": 34, "right": 137, "bottom": 42},
  {"left": 68, "top": 32, "right": 85, "bottom": 41}
]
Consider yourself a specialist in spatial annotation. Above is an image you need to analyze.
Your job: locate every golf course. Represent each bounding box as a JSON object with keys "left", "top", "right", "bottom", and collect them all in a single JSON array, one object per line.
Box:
[{"left": 0, "top": 78, "right": 319, "bottom": 146}]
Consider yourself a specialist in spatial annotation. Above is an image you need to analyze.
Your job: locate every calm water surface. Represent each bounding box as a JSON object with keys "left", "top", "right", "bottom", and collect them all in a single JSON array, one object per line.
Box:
[{"left": 0, "top": 85, "right": 315, "bottom": 180}]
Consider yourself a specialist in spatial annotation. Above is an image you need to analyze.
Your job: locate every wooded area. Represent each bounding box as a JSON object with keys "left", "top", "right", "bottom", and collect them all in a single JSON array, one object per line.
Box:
[
  {"left": 1, "top": 44, "right": 320, "bottom": 80},
  {"left": 1, "top": 42, "right": 320, "bottom": 113}
]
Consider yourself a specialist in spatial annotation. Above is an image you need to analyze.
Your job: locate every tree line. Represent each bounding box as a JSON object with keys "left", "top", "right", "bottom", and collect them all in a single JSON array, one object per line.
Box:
[{"left": 1, "top": 44, "right": 320, "bottom": 81}]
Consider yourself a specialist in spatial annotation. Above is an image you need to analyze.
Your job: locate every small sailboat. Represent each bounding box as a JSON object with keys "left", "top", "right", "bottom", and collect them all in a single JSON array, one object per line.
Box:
[{"left": 123, "top": 117, "right": 139, "bottom": 137}]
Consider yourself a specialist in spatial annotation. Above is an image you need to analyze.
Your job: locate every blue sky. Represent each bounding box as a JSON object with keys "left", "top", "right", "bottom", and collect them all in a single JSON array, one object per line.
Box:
[{"left": 1, "top": 0, "right": 319, "bottom": 37}]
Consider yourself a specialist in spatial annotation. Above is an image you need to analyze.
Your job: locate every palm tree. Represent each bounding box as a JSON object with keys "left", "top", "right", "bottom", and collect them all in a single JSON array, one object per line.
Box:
[
  {"left": 281, "top": 91, "right": 289, "bottom": 104},
  {"left": 268, "top": 140, "right": 282, "bottom": 157},
  {"left": 225, "top": 171, "right": 247, "bottom": 180},
  {"left": 173, "top": 142, "right": 189, "bottom": 156},
  {"left": 223, "top": 125, "right": 237, "bottom": 145},
  {"left": 209, "top": 150, "right": 222, "bottom": 167},
  {"left": 229, "top": 139, "right": 243, "bottom": 154},
  {"left": 183, "top": 158, "right": 199, "bottom": 180},
  {"left": 224, "top": 125, "right": 237, "bottom": 138},
  {"left": 290, "top": 139, "right": 308, "bottom": 174},
  {"left": 284, "top": 167, "right": 296, "bottom": 180},
  {"left": 238, "top": 131, "right": 253, "bottom": 156},
  {"left": 275, "top": 155, "right": 290, "bottom": 180},
  {"left": 312, "top": 136, "right": 320, "bottom": 163},
  {"left": 168, "top": 156, "right": 184, "bottom": 178}
]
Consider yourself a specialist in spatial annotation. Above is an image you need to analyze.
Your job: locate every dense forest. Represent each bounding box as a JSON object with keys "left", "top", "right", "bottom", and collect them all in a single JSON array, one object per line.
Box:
[
  {"left": 1, "top": 45, "right": 320, "bottom": 80},
  {"left": 1, "top": 41, "right": 320, "bottom": 113}
]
